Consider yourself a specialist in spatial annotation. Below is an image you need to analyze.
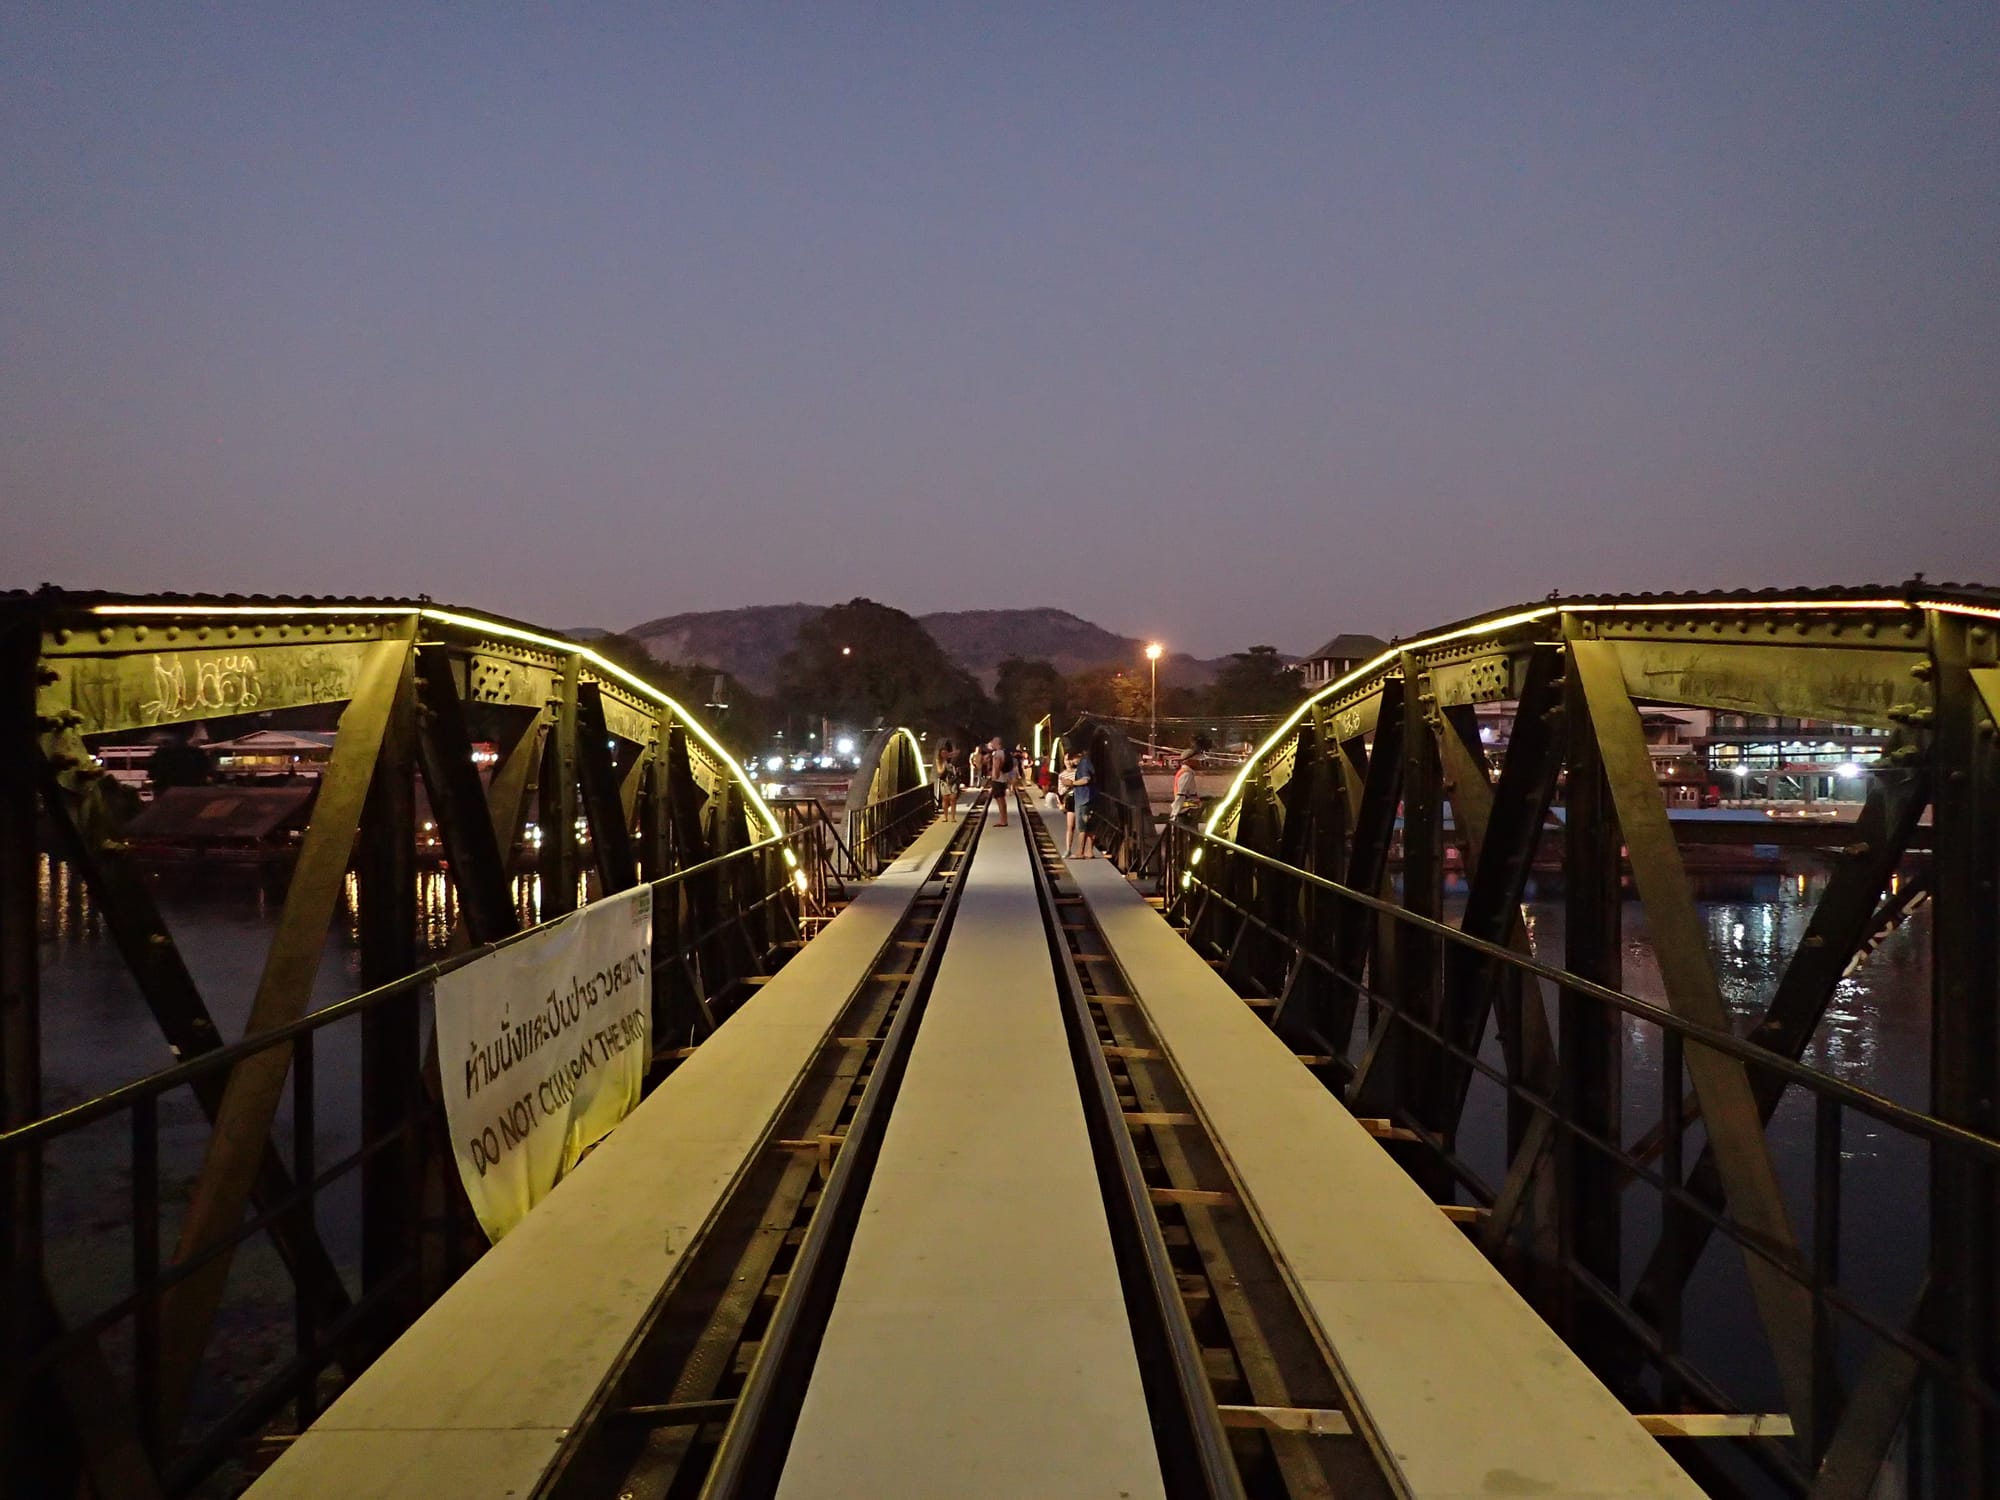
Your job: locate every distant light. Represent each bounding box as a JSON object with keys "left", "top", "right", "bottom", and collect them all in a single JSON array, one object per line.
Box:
[
  {"left": 793, "top": 869, "right": 810, "bottom": 892},
  {"left": 841, "top": 646, "right": 852, "bottom": 656},
  {"left": 765, "top": 755, "right": 784, "bottom": 772},
  {"left": 1732, "top": 764, "right": 1752, "bottom": 777},
  {"left": 1145, "top": 642, "right": 1163, "bottom": 661},
  {"left": 1836, "top": 763, "right": 1862, "bottom": 779},
  {"left": 836, "top": 737, "right": 855, "bottom": 755}
]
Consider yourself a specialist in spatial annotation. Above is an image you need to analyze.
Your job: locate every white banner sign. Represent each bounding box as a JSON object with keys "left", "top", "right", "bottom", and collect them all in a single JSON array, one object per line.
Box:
[{"left": 436, "top": 884, "right": 652, "bottom": 1242}]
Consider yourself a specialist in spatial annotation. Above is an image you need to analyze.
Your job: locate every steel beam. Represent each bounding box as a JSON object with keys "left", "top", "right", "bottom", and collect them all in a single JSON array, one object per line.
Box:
[
  {"left": 1571, "top": 634, "right": 1815, "bottom": 1419},
  {"left": 575, "top": 682, "right": 638, "bottom": 894},
  {"left": 539, "top": 653, "right": 582, "bottom": 920},
  {"left": 1924, "top": 611, "right": 2000, "bottom": 1493},
  {"left": 1630, "top": 753, "right": 1929, "bottom": 1332},
  {"left": 358, "top": 650, "right": 420, "bottom": 1350},
  {"left": 154, "top": 625, "right": 416, "bottom": 1438},
  {"left": 1352, "top": 661, "right": 1446, "bottom": 1149},
  {"left": 412, "top": 646, "right": 516, "bottom": 945},
  {"left": 1559, "top": 638, "right": 1626, "bottom": 1367}
]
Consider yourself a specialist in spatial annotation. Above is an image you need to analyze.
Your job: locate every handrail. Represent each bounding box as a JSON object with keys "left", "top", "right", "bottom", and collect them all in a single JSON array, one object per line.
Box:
[
  {"left": 1191, "top": 832, "right": 2000, "bottom": 1164},
  {"left": 0, "top": 826, "right": 816, "bottom": 1153}
]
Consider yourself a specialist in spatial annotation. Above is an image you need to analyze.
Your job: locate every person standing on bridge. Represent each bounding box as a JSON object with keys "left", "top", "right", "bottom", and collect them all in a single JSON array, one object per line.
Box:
[
  {"left": 935, "top": 740, "right": 961, "bottom": 823},
  {"left": 985, "top": 736, "right": 1012, "bottom": 825},
  {"left": 1064, "top": 747, "right": 1098, "bottom": 859}
]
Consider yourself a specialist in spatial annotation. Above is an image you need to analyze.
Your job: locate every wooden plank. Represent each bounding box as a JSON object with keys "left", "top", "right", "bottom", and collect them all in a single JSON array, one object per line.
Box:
[
  {"left": 1101, "top": 1044, "right": 1163, "bottom": 1061},
  {"left": 1124, "top": 1111, "right": 1197, "bottom": 1127},
  {"left": 1148, "top": 1187, "right": 1237, "bottom": 1208},
  {"left": 1215, "top": 1406, "right": 1795, "bottom": 1441},
  {"left": 1353, "top": 1118, "right": 1422, "bottom": 1143},
  {"left": 1217, "top": 1404, "right": 1354, "bottom": 1436},
  {"left": 1638, "top": 1413, "right": 1794, "bottom": 1439}
]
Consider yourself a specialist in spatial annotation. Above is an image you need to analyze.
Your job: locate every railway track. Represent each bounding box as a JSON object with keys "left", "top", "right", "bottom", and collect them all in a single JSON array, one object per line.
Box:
[{"left": 532, "top": 793, "right": 1399, "bottom": 1499}]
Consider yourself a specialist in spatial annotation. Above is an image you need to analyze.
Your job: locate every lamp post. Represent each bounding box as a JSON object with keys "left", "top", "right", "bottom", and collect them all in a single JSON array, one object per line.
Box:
[{"left": 1145, "top": 642, "right": 1163, "bottom": 758}]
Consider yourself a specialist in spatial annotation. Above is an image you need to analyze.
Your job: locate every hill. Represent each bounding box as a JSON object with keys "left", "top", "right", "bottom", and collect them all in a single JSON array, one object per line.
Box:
[
  {"left": 621, "top": 603, "right": 1232, "bottom": 691},
  {"left": 625, "top": 603, "right": 824, "bottom": 690}
]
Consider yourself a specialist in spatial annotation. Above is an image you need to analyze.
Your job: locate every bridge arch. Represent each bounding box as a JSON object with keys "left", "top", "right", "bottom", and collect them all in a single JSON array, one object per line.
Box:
[{"left": 844, "top": 725, "right": 931, "bottom": 873}]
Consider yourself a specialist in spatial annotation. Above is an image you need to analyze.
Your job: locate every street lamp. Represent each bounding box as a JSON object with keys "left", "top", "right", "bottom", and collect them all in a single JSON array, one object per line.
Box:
[{"left": 1145, "top": 643, "right": 1164, "bottom": 756}]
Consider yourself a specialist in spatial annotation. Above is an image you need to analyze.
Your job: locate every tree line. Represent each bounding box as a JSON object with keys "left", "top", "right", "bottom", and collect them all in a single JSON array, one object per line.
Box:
[{"left": 589, "top": 598, "right": 1306, "bottom": 759}]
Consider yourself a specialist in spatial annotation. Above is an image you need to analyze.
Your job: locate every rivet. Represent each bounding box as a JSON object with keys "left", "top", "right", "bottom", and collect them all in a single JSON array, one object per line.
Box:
[
  {"left": 133, "top": 625, "right": 148, "bottom": 641},
  {"left": 197, "top": 625, "right": 211, "bottom": 640},
  {"left": 226, "top": 625, "right": 239, "bottom": 638},
  {"left": 97, "top": 626, "right": 114, "bottom": 644},
  {"left": 53, "top": 628, "right": 71, "bottom": 645},
  {"left": 165, "top": 625, "right": 180, "bottom": 641}
]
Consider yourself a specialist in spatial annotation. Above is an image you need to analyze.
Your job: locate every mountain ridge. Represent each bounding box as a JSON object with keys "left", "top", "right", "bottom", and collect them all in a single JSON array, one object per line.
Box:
[{"left": 621, "top": 603, "right": 1245, "bottom": 692}]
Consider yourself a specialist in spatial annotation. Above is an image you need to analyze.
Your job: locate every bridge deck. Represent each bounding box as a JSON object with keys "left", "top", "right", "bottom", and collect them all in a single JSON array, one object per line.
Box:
[
  {"left": 1055, "top": 809, "right": 1704, "bottom": 1499},
  {"left": 775, "top": 805, "right": 1163, "bottom": 1498},
  {"left": 246, "top": 816, "right": 963, "bottom": 1500},
  {"left": 248, "top": 805, "right": 1705, "bottom": 1499}
]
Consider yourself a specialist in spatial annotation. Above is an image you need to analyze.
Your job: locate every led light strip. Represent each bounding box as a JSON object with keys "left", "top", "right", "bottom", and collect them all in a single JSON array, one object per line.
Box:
[
  {"left": 88, "top": 600, "right": 785, "bottom": 839},
  {"left": 897, "top": 725, "right": 931, "bottom": 787},
  {"left": 1203, "top": 594, "right": 1991, "bottom": 835}
]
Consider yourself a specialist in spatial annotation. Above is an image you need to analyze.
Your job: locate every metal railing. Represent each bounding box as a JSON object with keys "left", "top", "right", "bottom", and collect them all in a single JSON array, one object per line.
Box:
[
  {"left": 1175, "top": 830, "right": 2000, "bottom": 1496},
  {"left": 0, "top": 828, "right": 816, "bottom": 1497},
  {"left": 844, "top": 782, "right": 936, "bottom": 877}
]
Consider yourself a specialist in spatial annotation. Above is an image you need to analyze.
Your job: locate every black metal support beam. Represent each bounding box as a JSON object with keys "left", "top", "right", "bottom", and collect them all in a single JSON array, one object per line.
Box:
[
  {"left": 1631, "top": 753, "right": 1929, "bottom": 1333},
  {"left": 155, "top": 626, "right": 416, "bottom": 1439},
  {"left": 539, "top": 654, "right": 582, "bottom": 920},
  {"left": 1439, "top": 647, "right": 1564, "bottom": 1139},
  {"left": 576, "top": 682, "right": 638, "bottom": 895},
  {"left": 358, "top": 650, "right": 420, "bottom": 1351},
  {"left": 1290, "top": 681, "right": 1401, "bottom": 1054},
  {"left": 1353, "top": 664, "right": 1446, "bottom": 1155},
  {"left": 1572, "top": 633, "right": 1815, "bottom": 1419},
  {"left": 1925, "top": 611, "right": 2000, "bottom": 1493},
  {"left": 1559, "top": 635, "right": 1625, "bottom": 1370},
  {"left": 412, "top": 647, "right": 516, "bottom": 944},
  {"left": 0, "top": 619, "right": 50, "bottom": 1495}
]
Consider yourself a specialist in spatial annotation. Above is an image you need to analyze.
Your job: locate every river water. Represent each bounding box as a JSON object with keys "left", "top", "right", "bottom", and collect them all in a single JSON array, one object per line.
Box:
[{"left": 31, "top": 851, "right": 1933, "bottom": 1475}]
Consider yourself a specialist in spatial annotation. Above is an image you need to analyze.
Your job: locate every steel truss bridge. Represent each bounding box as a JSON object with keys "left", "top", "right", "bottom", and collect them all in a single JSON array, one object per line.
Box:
[{"left": 2, "top": 584, "right": 1998, "bottom": 1500}]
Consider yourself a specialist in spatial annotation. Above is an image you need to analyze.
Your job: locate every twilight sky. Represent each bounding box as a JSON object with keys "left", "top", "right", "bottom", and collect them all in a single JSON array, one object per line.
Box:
[{"left": 4, "top": 5, "right": 1996, "bottom": 657}]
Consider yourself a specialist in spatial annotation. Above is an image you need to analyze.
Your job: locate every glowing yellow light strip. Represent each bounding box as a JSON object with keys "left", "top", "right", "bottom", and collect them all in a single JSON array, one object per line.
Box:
[
  {"left": 1200, "top": 593, "right": 1984, "bottom": 836},
  {"left": 416, "top": 607, "right": 785, "bottom": 839},
  {"left": 91, "top": 603, "right": 412, "bottom": 618},
  {"left": 897, "top": 726, "right": 931, "bottom": 787},
  {"left": 1204, "top": 604, "right": 1556, "bottom": 834}
]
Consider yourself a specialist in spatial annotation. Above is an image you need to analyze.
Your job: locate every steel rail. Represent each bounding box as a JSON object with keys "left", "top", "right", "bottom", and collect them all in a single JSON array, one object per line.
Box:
[
  {"left": 696, "top": 795, "right": 988, "bottom": 1500},
  {"left": 1016, "top": 794, "right": 1249, "bottom": 1500}
]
